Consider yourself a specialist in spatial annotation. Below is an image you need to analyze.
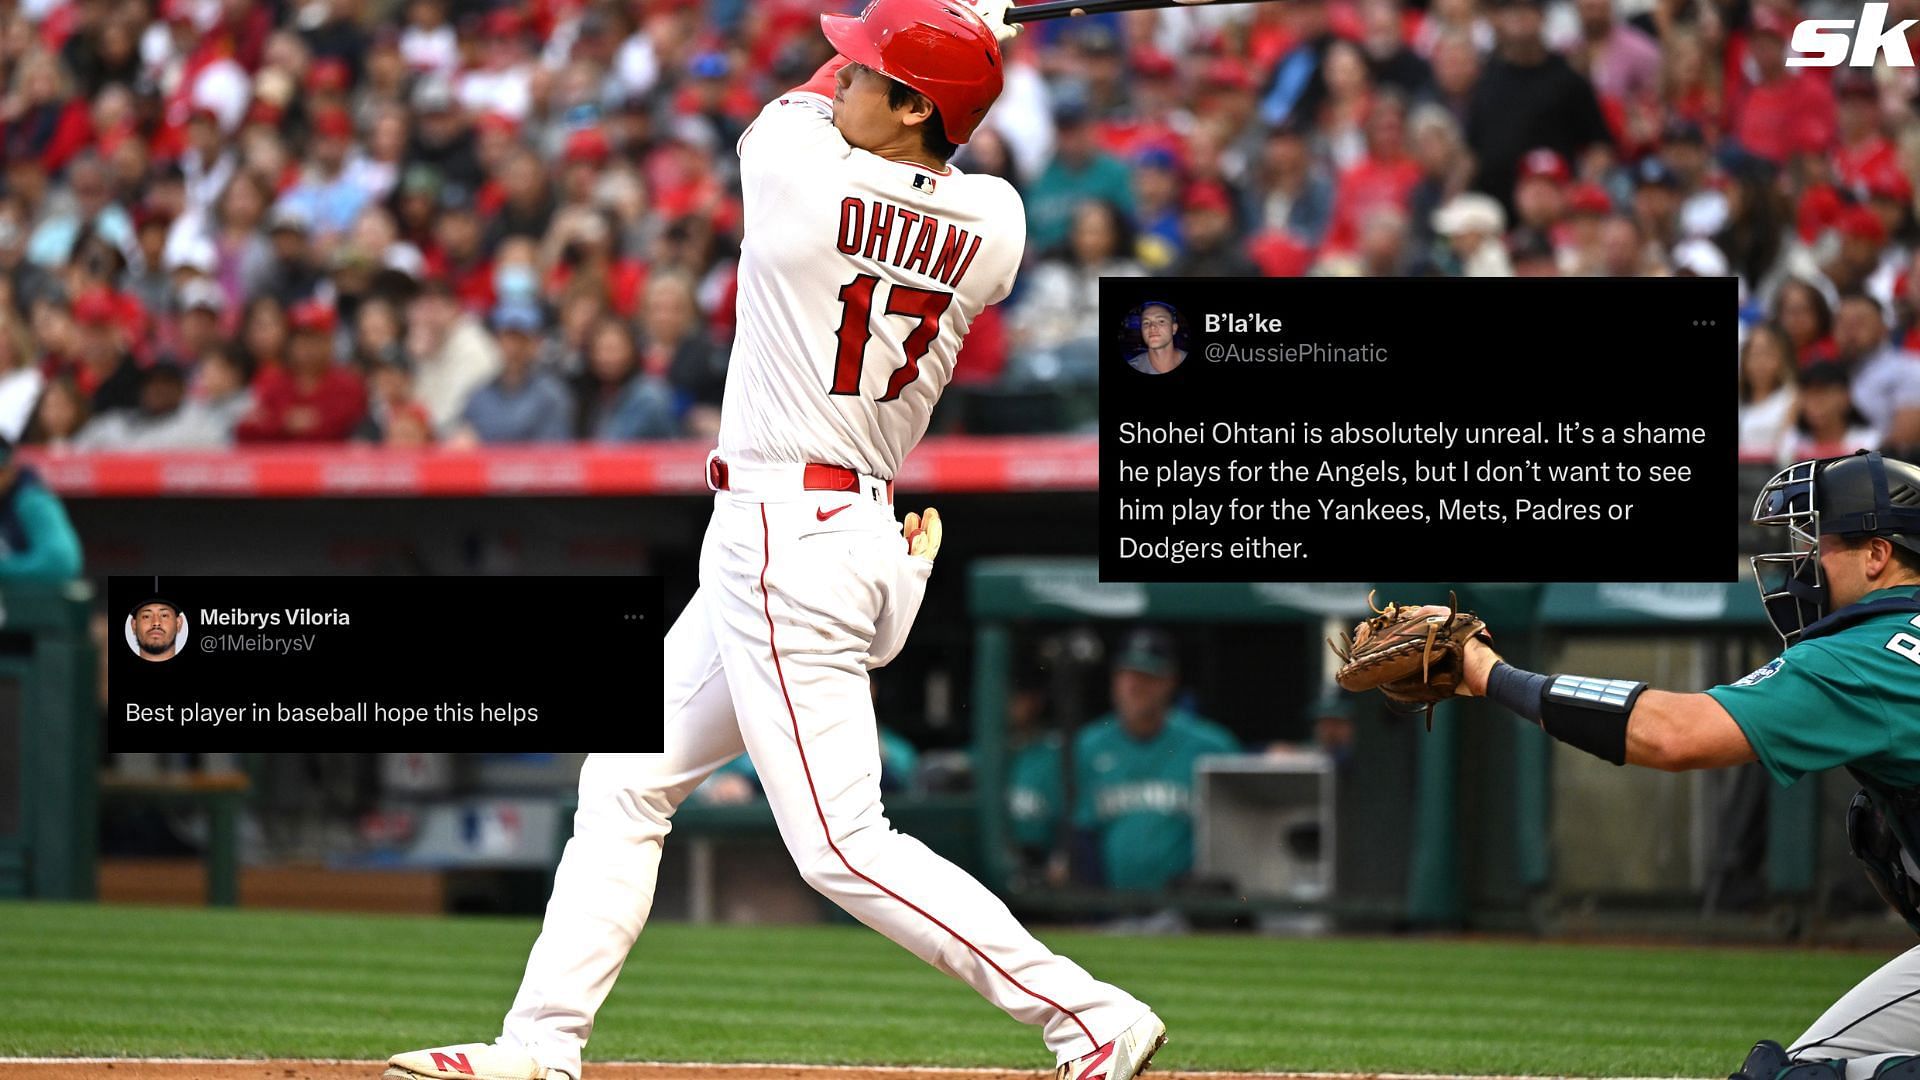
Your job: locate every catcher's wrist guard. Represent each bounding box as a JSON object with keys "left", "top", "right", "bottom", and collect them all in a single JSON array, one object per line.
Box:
[
  {"left": 1485, "top": 661, "right": 1549, "bottom": 721},
  {"left": 1486, "top": 663, "right": 1640, "bottom": 765}
]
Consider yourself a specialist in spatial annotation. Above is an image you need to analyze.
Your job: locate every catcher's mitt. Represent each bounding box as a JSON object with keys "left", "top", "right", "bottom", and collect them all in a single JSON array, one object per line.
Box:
[{"left": 1328, "top": 592, "right": 1489, "bottom": 726}]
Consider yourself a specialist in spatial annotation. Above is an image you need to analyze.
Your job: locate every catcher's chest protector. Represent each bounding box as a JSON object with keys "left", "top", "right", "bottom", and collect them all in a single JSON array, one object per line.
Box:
[
  {"left": 1847, "top": 772, "right": 1920, "bottom": 936},
  {"left": 1813, "top": 596, "right": 1920, "bottom": 935}
]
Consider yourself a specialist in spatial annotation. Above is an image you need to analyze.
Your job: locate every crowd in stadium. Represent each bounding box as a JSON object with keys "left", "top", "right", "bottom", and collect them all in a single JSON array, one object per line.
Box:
[{"left": 0, "top": 0, "right": 1915, "bottom": 455}]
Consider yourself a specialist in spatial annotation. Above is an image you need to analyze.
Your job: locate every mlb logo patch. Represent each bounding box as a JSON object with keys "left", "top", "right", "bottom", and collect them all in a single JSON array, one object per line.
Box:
[{"left": 913, "top": 173, "right": 937, "bottom": 194}]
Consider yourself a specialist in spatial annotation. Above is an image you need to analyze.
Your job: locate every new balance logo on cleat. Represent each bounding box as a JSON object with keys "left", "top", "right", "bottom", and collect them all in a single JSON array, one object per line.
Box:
[
  {"left": 385, "top": 1042, "right": 554, "bottom": 1080},
  {"left": 1070, "top": 1041, "right": 1115, "bottom": 1080}
]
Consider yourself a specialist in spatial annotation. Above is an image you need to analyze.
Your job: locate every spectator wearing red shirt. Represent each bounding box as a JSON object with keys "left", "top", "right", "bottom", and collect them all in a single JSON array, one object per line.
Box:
[
  {"left": 546, "top": 209, "right": 646, "bottom": 319},
  {"left": 423, "top": 192, "right": 495, "bottom": 315},
  {"left": 1324, "top": 94, "right": 1423, "bottom": 254},
  {"left": 1094, "top": 49, "right": 1188, "bottom": 166},
  {"left": 1833, "top": 73, "right": 1898, "bottom": 195},
  {"left": 1731, "top": 8, "right": 1836, "bottom": 165},
  {"left": 235, "top": 301, "right": 367, "bottom": 442}
]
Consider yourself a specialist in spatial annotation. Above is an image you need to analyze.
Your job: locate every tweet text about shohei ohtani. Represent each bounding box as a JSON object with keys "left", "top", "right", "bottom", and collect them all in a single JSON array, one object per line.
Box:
[{"left": 1099, "top": 277, "right": 1737, "bottom": 583}]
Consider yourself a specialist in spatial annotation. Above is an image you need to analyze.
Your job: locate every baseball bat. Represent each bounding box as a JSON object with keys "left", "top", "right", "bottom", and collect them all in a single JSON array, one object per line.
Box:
[{"left": 1005, "top": 0, "right": 1268, "bottom": 23}]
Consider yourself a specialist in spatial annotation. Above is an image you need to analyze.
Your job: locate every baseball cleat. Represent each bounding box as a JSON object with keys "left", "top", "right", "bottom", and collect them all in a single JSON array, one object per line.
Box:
[
  {"left": 1057, "top": 1011, "right": 1167, "bottom": 1080},
  {"left": 384, "top": 1042, "right": 557, "bottom": 1080}
]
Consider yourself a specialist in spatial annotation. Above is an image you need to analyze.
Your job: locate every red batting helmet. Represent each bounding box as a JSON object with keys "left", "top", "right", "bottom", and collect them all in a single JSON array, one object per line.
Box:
[{"left": 820, "top": 0, "right": 1004, "bottom": 145}]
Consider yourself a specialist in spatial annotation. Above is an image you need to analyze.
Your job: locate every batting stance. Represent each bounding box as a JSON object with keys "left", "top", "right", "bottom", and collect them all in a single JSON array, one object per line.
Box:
[
  {"left": 386, "top": 3, "right": 1165, "bottom": 1079},
  {"left": 1345, "top": 450, "right": 1920, "bottom": 1080}
]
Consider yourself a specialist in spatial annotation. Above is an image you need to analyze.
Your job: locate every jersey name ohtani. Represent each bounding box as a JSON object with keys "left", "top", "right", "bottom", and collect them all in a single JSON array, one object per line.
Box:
[{"left": 836, "top": 197, "right": 986, "bottom": 289}]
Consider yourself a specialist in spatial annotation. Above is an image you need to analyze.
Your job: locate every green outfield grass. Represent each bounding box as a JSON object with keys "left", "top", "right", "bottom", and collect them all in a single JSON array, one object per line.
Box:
[{"left": 0, "top": 901, "right": 1895, "bottom": 1076}]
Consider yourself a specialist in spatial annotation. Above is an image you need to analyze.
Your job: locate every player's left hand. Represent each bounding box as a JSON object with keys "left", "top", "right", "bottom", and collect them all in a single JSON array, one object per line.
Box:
[
  {"left": 1328, "top": 592, "right": 1489, "bottom": 723},
  {"left": 904, "top": 507, "right": 943, "bottom": 562},
  {"left": 962, "top": 0, "right": 1021, "bottom": 43},
  {"left": 1456, "top": 636, "right": 1502, "bottom": 698}
]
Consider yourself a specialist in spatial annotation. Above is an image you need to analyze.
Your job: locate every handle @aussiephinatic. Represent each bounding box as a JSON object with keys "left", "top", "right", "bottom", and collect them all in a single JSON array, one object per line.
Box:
[{"left": 1005, "top": 0, "right": 1266, "bottom": 23}]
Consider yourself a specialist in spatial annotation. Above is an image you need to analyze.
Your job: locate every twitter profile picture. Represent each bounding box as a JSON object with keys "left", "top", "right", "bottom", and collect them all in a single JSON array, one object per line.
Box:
[
  {"left": 126, "top": 591, "right": 189, "bottom": 662},
  {"left": 1125, "top": 301, "right": 1188, "bottom": 375}
]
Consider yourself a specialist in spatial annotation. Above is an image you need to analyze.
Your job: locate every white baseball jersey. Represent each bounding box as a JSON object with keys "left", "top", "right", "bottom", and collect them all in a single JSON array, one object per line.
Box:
[
  {"left": 718, "top": 87, "right": 1026, "bottom": 481},
  {"left": 494, "top": 76, "right": 1151, "bottom": 1080}
]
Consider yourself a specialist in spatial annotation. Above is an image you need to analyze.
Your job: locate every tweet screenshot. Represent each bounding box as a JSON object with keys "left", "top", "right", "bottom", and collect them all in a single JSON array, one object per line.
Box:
[
  {"left": 1100, "top": 277, "right": 1737, "bottom": 582},
  {"left": 107, "top": 576, "right": 663, "bottom": 751}
]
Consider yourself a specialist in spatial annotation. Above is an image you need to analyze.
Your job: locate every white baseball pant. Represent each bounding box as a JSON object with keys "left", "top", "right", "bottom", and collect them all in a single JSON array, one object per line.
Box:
[
  {"left": 1789, "top": 943, "right": 1920, "bottom": 1079},
  {"left": 497, "top": 480, "right": 1148, "bottom": 1079}
]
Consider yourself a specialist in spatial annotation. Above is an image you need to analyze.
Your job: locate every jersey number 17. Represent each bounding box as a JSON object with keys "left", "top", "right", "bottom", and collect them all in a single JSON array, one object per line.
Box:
[{"left": 829, "top": 273, "right": 954, "bottom": 402}]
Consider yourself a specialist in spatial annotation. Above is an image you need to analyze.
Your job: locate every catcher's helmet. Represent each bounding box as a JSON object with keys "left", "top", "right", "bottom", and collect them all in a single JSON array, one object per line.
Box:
[
  {"left": 1751, "top": 450, "right": 1920, "bottom": 644},
  {"left": 821, "top": 0, "right": 1005, "bottom": 145}
]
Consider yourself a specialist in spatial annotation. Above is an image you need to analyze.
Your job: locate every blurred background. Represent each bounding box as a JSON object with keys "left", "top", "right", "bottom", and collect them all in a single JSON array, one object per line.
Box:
[{"left": 0, "top": 0, "right": 1915, "bottom": 942}]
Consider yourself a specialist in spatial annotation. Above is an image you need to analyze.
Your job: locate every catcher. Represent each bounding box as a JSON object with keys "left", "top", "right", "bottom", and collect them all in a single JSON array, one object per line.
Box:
[{"left": 1335, "top": 450, "right": 1920, "bottom": 1080}]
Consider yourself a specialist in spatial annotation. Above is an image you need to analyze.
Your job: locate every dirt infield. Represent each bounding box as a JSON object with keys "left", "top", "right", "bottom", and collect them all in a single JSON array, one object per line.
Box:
[{"left": 2, "top": 1063, "right": 1331, "bottom": 1080}]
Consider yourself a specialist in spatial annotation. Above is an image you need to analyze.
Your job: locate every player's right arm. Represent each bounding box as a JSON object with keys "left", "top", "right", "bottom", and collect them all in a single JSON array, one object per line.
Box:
[{"left": 736, "top": 56, "right": 853, "bottom": 175}]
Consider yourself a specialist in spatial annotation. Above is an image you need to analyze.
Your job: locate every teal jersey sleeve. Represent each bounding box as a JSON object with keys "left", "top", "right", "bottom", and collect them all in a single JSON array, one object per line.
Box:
[
  {"left": 1707, "top": 595, "right": 1920, "bottom": 787},
  {"left": 0, "top": 484, "right": 82, "bottom": 581}
]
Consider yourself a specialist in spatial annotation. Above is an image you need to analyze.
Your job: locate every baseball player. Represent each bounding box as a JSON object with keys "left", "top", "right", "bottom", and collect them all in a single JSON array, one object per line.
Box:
[
  {"left": 1452, "top": 450, "right": 1920, "bottom": 1080},
  {"left": 386, "top": 3, "right": 1166, "bottom": 1079},
  {"left": 1073, "top": 628, "right": 1238, "bottom": 891}
]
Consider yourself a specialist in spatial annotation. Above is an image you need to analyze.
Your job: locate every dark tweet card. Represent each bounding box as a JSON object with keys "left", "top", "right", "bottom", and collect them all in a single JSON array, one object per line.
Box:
[
  {"left": 108, "top": 576, "right": 663, "bottom": 751},
  {"left": 1099, "top": 277, "right": 1738, "bottom": 583}
]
